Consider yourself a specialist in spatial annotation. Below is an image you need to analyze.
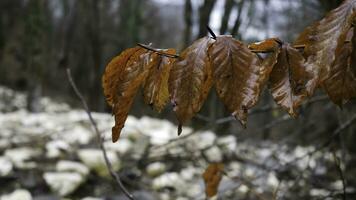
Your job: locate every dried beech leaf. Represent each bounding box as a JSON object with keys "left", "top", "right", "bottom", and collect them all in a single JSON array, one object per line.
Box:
[
  {"left": 103, "top": 48, "right": 154, "bottom": 142},
  {"left": 248, "top": 38, "right": 282, "bottom": 52},
  {"left": 143, "top": 49, "right": 176, "bottom": 112},
  {"left": 169, "top": 37, "right": 214, "bottom": 132},
  {"left": 102, "top": 47, "right": 141, "bottom": 106},
  {"left": 210, "top": 36, "right": 269, "bottom": 127},
  {"left": 294, "top": 0, "right": 356, "bottom": 95},
  {"left": 202, "top": 163, "right": 224, "bottom": 198},
  {"left": 324, "top": 28, "right": 356, "bottom": 106},
  {"left": 269, "top": 43, "right": 311, "bottom": 117}
]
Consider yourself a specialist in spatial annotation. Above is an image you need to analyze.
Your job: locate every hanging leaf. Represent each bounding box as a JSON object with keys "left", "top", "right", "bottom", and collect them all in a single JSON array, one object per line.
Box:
[
  {"left": 102, "top": 47, "right": 141, "bottom": 106},
  {"left": 209, "top": 36, "right": 268, "bottom": 127},
  {"left": 103, "top": 48, "right": 155, "bottom": 142},
  {"left": 294, "top": 0, "right": 356, "bottom": 95},
  {"left": 202, "top": 163, "right": 224, "bottom": 198},
  {"left": 324, "top": 28, "right": 356, "bottom": 106},
  {"left": 169, "top": 37, "right": 214, "bottom": 133},
  {"left": 143, "top": 49, "right": 176, "bottom": 112},
  {"left": 250, "top": 38, "right": 311, "bottom": 117}
]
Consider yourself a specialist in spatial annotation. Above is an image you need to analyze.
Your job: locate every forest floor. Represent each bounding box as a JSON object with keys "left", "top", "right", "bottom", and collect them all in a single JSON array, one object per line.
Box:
[{"left": 0, "top": 86, "right": 350, "bottom": 200}]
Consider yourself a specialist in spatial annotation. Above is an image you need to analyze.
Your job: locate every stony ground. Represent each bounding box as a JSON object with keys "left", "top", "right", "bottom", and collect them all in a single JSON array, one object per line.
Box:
[{"left": 0, "top": 86, "right": 350, "bottom": 200}]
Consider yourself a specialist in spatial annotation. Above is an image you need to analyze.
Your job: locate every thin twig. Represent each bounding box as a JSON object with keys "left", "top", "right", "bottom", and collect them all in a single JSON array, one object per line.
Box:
[
  {"left": 196, "top": 95, "right": 329, "bottom": 125},
  {"left": 66, "top": 68, "right": 136, "bottom": 200},
  {"left": 333, "top": 151, "right": 347, "bottom": 200},
  {"left": 137, "top": 43, "right": 179, "bottom": 58},
  {"left": 206, "top": 25, "right": 217, "bottom": 40}
]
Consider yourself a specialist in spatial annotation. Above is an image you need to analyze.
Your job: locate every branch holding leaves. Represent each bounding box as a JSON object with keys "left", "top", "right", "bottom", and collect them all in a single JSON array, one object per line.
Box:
[{"left": 102, "top": 0, "right": 356, "bottom": 142}]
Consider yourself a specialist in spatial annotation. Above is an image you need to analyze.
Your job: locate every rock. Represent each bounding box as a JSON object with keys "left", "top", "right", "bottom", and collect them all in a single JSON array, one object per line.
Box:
[
  {"left": 188, "top": 131, "right": 216, "bottom": 150},
  {"left": 204, "top": 146, "right": 223, "bottom": 162},
  {"left": 56, "top": 160, "right": 89, "bottom": 176},
  {"left": 104, "top": 138, "right": 133, "bottom": 155},
  {"left": 0, "top": 156, "right": 13, "bottom": 176},
  {"left": 43, "top": 172, "right": 85, "bottom": 196},
  {"left": 217, "top": 135, "right": 236, "bottom": 154},
  {"left": 81, "top": 197, "right": 103, "bottom": 200},
  {"left": 77, "top": 149, "right": 120, "bottom": 177},
  {"left": 138, "top": 116, "right": 177, "bottom": 145},
  {"left": 45, "top": 140, "right": 70, "bottom": 158},
  {"left": 152, "top": 172, "right": 185, "bottom": 191},
  {"left": 61, "top": 125, "right": 94, "bottom": 145},
  {"left": 146, "top": 162, "right": 167, "bottom": 177},
  {"left": 4, "top": 147, "right": 41, "bottom": 169},
  {"left": 0, "top": 189, "right": 32, "bottom": 200}
]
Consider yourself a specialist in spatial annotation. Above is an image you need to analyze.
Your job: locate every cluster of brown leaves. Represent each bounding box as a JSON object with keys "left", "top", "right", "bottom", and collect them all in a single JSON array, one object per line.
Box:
[{"left": 103, "top": 0, "right": 356, "bottom": 142}]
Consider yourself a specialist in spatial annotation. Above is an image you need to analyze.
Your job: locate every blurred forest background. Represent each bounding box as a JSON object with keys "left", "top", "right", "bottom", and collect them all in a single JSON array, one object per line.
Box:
[
  {"left": 1, "top": 0, "right": 356, "bottom": 199},
  {"left": 1, "top": 0, "right": 354, "bottom": 142}
]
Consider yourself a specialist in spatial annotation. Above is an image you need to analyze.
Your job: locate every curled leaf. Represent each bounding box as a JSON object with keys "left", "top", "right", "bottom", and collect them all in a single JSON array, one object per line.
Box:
[
  {"left": 143, "top": 49, "right": 176, "bottom": 112},
  {"left": 250, "top": 39, "right": 311, "bottom": 116},
  {"left": 102, "top": 47, "right": 141, "bottom": 106},
  {"left": 294, "top": 0, "right": 356, "bottom": 95},
  {"left": 103, "top": 48, "right": 155, "bottom": 142},
  {"left": 210, "top": 36, "right": 267, "bottom": 127},
  {"left": 169, "top": 37, "right": 215, "bottom": 130},
  {"left": 248, "top": 37, "right": 282, "bottom": 52},
  {"left": 202, "top": 163, "right": 224, "bottom": 198},
  {"left": 324, "top": 28, "right": 356, "bottom": 106},
  {"left": 270, "top": 44, "right": 311, "bottom": 117}
]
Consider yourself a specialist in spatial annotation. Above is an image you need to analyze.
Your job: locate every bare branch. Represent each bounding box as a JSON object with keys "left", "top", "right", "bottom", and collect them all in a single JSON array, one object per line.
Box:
[
  {"left": 137, "top": 43, "right": 179, "bottom": 58},
  {"left": 206, "top": 25, "right": 217, "bottom": 40},
  {"left": 333, "top": 151, "right": 346, "bottom": 200},
  {"left": 66, "top": 68, "right": 136, "bottom": 200}
]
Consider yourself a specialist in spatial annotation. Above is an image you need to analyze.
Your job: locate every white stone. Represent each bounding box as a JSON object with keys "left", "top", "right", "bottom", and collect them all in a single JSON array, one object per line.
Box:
[
  {"left": 204, "top": 146, "right": 223, "bottom": 162},
  {"left": 81, "top": 197, "right": 103, "bottom": 200},
  {"left": 217, "top": 135, "right": 237, "bottom": 153},
  {"left": 78, "top": 149, "right": 120, "bottom": 177},
  {"left": 152, "top": 172, "right": 184, "bottom": 191},
  {"left": 146, "top": 162, "right": 167, "bottom": 177},
  {"left": 138, "top": 116, "right": 177, "bottom": 145},
  {"left": 188, "top": 131, "right": 216, "bottom": 150},
  {"left": 267, "top": 172, "right": 279, "bottom": 188},
  {"left": 180, "top": 166, "right": 198, "bottom": 181},
  {"left": 56, "top": 160, "right": 89, "bottom": 176},
  {"left": 61, "top": 125, "right": 94, "bottom": 145},
  {"left": 237, "top": 185, "right": 249, "bottom": 194},
  {"left": 43, "top": 172, "right": 85, "bottom": 196},
  {"left": 104, "top": 138, "right": 133, "bottom": 155},
  {"left": 45, "top": 140, "right": 70, "bottom": 158},
  {"left": 0, "top": 157, "right": 13, "bottom": 176},
  {"left": 0, "top": 189, "right": 32, "bottom": 200},
  {"left": 4, "top": 147, "right": 41, "bottom": 169}
]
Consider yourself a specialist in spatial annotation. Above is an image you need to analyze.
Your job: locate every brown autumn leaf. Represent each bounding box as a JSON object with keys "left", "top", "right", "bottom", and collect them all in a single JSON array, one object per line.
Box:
[
  {"left": 169, "top": 37, "right": 214, "bottom": 134},
  {"left": 202, "top": 163, "right": 224, "bottom": 198},
  {"left": 249, "top": 38, "right": 311, "bottom": 117},
  {"left": 102, "top": 47, "right": 141, "bottom": 107},
  {"left": 209, "top": 35, "right": 268, "bottom": 127},
  {"left": 324, "top": 28, "right": 356, "bottom": 106},
  {"left": 248, "top": 37, "right": 282, "bottom": 52},
  {"left": 143, "top": 49, "right": 176, "bottom": 112},
  {"left": 294, "top": 0, "right": 356, "bottom": 95},
  {"left": 103, "top": 48, "right": 156, "bottom": 142}
]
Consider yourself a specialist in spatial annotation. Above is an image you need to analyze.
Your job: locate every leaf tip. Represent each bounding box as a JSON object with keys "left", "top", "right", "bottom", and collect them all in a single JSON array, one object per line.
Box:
[
  {"left": 112, "top": 126, "right": 121, "bottom": 143},
  {"left": 177, "top": 124, "right": 183, "bottom": 136}
]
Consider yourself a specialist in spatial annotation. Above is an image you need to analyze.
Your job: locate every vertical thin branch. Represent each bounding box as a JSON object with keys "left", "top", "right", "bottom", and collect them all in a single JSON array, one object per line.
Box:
[
  {"left": 66, "top": 68, "right": 135, "bottom": 200},
  {"left": 333, "top": 151, "right": 346, "bottom": 200}
]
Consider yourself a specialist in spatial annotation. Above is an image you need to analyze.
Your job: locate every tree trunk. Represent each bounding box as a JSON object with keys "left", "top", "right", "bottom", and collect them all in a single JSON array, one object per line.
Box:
[
  {"left": 197, "top": 0, "right": 217, "bottom": 38},
  {"left": 219, "top": 0, "right": 234, "bottom": 35},
  {"left": 183, "top": 0, "right": 193, "bottom": 46}
]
